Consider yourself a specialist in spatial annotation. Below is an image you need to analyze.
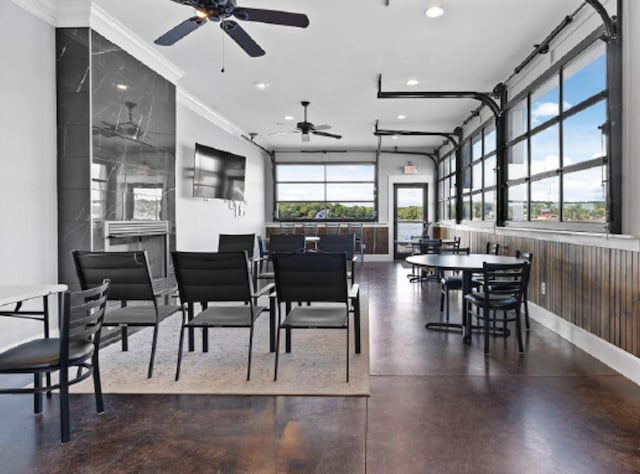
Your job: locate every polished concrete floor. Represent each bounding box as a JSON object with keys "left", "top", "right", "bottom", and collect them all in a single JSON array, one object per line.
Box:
[{"left": 1, "top": 262, "right": 640, "bottom": 473}]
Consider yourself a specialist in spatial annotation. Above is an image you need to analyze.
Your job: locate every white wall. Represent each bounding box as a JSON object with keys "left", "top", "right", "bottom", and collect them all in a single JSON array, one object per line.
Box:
[
  {"left": 175, "top": 97, "right": 268, "bottom": 252},
  {"left": 0, "top": 2, "right": 58, "bottom": 349}
]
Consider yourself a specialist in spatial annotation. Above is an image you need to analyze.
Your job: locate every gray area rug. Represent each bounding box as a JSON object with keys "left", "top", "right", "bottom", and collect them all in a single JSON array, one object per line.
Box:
[{"left": 72, "top": 296, "right": 370, "bottom": 396}]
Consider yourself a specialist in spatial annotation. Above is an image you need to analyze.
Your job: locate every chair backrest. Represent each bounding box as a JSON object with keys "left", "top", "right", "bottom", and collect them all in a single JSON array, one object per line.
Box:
[
  {"left": 486, "top": 242, "right": 500, "bottom": 255},
  {"left": 218, "top": 233, "right": 255, "bottom": 259},
  {"left": 72, "top": 250, "right": 155, "bottom": 301},
  {"left": 346, "top": 223, "right": 363, "bottom": 239},
  {"left": 60, "top": 280, "right": 110, "bottom": 360},
  {"left": 256, "top": 235, "right": 267, "bottom": 257},
  {"left": 515, "top": 251, "right": 533, "bottom": 288},
  {"left": 268, "top": 234, "right": 306, "bottom": 255},
  {"left": 453, "top": 236, "right": 461, "bottom": 248},
  {"left": 302, "top": 222, "right": 318, "bottom": 237},
  {"left": 419, "top": 238, "right": 442, "bottom": 254},
  {"left": 273, "top": 252, "right": 348, "bottom": 304},
  {"left": 317, "top": 234, "right": 356, "bottom": 260},
  {"left": 482, "top": 262, "right": 527, "bottom": 299},
  {"left": 279, "top": 223, "right": 297, "bottom": 235},
  {"left": 324, "top": 223, "right": 342, "bottom": 235},
  {"left": 172, "top": 251, "right": 252, "bottom": 303},
  {"left": 438, "top": 246, "right": 470, "bottom": 255}
]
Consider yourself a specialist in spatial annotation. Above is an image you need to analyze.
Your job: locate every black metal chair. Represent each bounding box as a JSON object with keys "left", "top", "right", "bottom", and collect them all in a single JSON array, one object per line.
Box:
[
  {"left": 464, "top": 262, "right": 528, "bottom": 354},
  {"left": 317, "top": 233, "right": 358, "bottom": 284},
  {"left": 218, "top": 233, "right": 255, "bottom": 258},
  {"left": 346, "top": 223, "right": 366, "bottom": 258},
  {"left": 409, "top": 238, "right": 443, "bottom": 283},
  {"left": 515, "top": 250, "right": 533, "bottom": 330},
  {"left": 72, "top": 250, "right": 181, "bottom": 378},
  {"left": 253, "top": 234, "right": 306, "bottom": 287},
  {"left": 272, "top": 252, "right": 354, "bottom": 382},
  {"left": 486, "top": 242, "right": 500, "bottom": 255},
  {"left": 172, "top": 251, "right": 276, "bottom": 381},
  {"left": 0, "top": 280, "right": 109, "bottom": 443},
  {"left": 438, "top": 247, "right": 477, "bottom": 325}
]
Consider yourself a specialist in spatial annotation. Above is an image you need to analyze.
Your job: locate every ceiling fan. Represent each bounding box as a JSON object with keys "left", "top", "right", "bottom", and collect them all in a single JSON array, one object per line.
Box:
[
  {"left": 154, "top": 0, "right": 309, "bottom": 57},
  {"left": 291, "top": 101, "right": 342, "bottom": 142},
  {"left": 98, "top": 101, "right": 145, "bottom": 140}
]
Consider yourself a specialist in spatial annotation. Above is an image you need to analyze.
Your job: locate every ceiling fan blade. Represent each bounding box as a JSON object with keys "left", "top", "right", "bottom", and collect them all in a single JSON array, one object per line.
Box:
[
  {"left": 314, "top": 124, "right": 332, "bottom": 131},
  {"left": 233, "top": 8, "right": 309, "bottom": 28},
  {"left": 302, "top": 132, "right": 311, "bottom": 143},
  {"left": 312, "top": 131, "right": 342, "bottom": 140},
  {"left": 220, "top": 21, "right": 265, "bottom": 57},
  {"left": 154, "top": 16, "right": 206, "bottom": 46}
]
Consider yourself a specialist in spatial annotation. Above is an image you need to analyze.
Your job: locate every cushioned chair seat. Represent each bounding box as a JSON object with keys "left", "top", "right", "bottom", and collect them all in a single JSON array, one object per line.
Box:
[
  {"left": 0, "top": 338, "right": 93, "bottom": 371},
  {"left": 441, "top": 275, "right": 463, "bottom": 289},
  {"left": 281, "top": 306, "right": 349, "bottom": 328},
  {"left": 465, "top": 292, "right": 519, "bottom": 309},
  {"left": 104, "top": 305, "right": 181, "bottom": 325},
  {"left": 186, "top": 305, "right": 266, "bottom": 327}
]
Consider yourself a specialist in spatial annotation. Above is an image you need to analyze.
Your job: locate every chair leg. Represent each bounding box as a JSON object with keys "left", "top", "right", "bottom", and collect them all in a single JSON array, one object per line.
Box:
[
  {"left": 445, "top": 289, "right": 450, "bottom": 323},
  {"left": 523, "top": 290, "right": 531, "bottom": 330},
  {"left": 33, "top": 373, "right": 42, "bottom": 414},
  {"left": 60, "top": 367, "right": 70, "bottom": 443},
  {"left": 202, "top": 328, "right": 209, "bottom": 353},
  {"left": 515, "top": 307, "right": 524, "bottom": 353},
  {"left": 247, "top": 323, "right": 255, "bottom": 381},
  {"left": 346, "top": 324, "right": 350, "bottom": 383},
  {"left": 274, "top": 325, "right": 281, "bottom": 382},
  {"left": 121, "top": 326, "right": 128, "bottom": 352},
  {"left": 483, "top": 307, "right": 490, "bottom": 355},
  {"left": 439, "top": 291, "right": 445, "bottom": 312},
  {"left": 353, "top": 295, "right": 361, "bottom": 354},
  {"left": 92, "top": 352, "right": 105, "bottom": 414},
  {"left": 175, "top": 325, "right": 186, "bottom": 381},
  {"left": 148, "top": 324, "right": 159, "bottom": 379}
]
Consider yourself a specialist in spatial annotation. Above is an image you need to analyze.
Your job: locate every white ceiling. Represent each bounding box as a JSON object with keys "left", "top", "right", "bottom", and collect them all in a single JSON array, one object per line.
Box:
[{"left": 93, "top": 0, "right": 581, "bottom": 152}]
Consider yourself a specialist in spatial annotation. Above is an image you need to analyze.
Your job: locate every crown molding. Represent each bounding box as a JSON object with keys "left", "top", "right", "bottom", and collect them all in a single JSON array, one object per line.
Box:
[
  {"left": 177, "top": 88, "right": 248, "bottom": 140},
  {"left": 89, "top": 4, "right": 184, "bottom": 84},
  {"left": 11, "top": 0, "right": 56, "bottom": 25}
]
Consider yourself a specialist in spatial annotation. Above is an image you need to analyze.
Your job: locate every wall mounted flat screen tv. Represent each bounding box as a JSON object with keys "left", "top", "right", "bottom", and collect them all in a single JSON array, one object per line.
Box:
[{"left": 193, "top": 143, "right": 246, "bottom": 201}]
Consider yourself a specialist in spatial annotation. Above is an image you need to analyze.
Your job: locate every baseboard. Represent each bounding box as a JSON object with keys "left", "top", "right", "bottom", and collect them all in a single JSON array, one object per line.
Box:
[{"left": 530, "top": 302, "right": 640, "bottom": 386}]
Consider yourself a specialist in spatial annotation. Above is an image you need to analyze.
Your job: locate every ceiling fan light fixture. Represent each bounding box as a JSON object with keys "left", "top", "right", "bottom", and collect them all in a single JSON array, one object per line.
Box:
[
  {"left": 391, "top": 135, "right": 399, "bottom": 140},
  {"left": 254, "top": 81, "right": 269, "bottom": 90},
  {"left": 425, "top": 6, "right": 445, "bottom": 18},
  {"left": 406, "top": 79, "right": 419, "bottom": 87}
]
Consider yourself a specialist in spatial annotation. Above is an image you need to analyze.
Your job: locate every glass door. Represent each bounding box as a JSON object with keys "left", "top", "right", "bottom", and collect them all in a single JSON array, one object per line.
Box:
[{"left": 394, "top": 184, "right": 428, "bottom": 259}]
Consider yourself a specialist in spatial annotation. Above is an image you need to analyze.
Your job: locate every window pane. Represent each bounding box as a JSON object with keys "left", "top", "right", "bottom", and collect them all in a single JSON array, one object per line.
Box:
[
  {"left": 448, "top": 200, "right": 456, "bottom": 220},
  {"left": 441, "top": 201, "right": 448, "bottom": 220},
  {"left": 484, "top": 190, "right": 495, "bottom": 220},
  {"left": 484, "top": 156, "right": 496, "bottom": 188},
  {"left": 563, "top": 166, "right": 606, "bottom": 222},
  {"left": 326, "top": 164, "right": 374, "bottom": 181},
  {"left": 277, "top": 202, "right": 325, "bottom": 219},
  {"left": 508, "top": 183, "right": 528, "bottom": 221},
  {"left": 484, "top": 125, "right": 496, "bottom": 154},
  {"left": 277, "top": 183, "right": 324, "bottom": 201},
  {"left": 462, "top": 142, "right": 471, "bottom": 167},
  {"left": 507, "top": 141, "right": 528, "bottom": 181},
  {"left": 563, "top": 100, "right": 607, "bottom": 166},
  {"left": 462, "top": 196, "right": 471, "bottom": 220},
  {"left": 462, "top": 167, "right": 471, "bottom": 193},
  {"left": 443, "top": 158, "right": 449, "bottom": 176},
  {"left": 531, "top": 124, "right": 559, "bottom": 174},
  {"left": 450, "top": 155, "right": 457, "bottom": 175},
  {"left": 472, "top": 161, "right": 482, "bottom": 190},
  {"left": 472, "top": 134, "right": 482, "bottom": 161},
  {"left": 450, "top": 178, "right": 457, "bottom": 199},
  {"left": 472, "top": 193, "right": 482, "bottom": 220},
  {"left": 563, "top": 44, "right": 606, "bottom": 108},
  {"left": 277, "top": 164, "right": 324, "bottom": 181},
  {"left": 508, "top": 99, "right": 528, "bottom": 141},
  {"left": 531, "top": 177, "right": 559, "bottom": 221},
  {"left": 531, "top": 75, "right": 560, "bottom": 127},
  {"left": 326, "top": 202, "right": 375, "bottom": 219},
  {"left": 326, "top": 183, "right": 374, "bottom": 201}
]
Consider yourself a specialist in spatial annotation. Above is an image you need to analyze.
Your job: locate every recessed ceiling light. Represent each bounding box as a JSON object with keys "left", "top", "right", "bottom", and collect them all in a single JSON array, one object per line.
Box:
[
  {"left": 254, "top": 81, "right": 269, "bottom": 90},
  {"left": 115, "top": 83, "right": 128, "bottom": 91},
  {"left": 397, "top": 114, "right": 407, "bottom": 120},
  {"left": 406, "top": 79, "right": 419, "bottom": 87},
  {"left": 284, "top": 115, "right": 295, "bottom": 121},
  {"left": 391, "top": 135, "right": 399, "bottom": 140},
  {"left": 425, "top": 6, "right": 445, "bottom": 18}
]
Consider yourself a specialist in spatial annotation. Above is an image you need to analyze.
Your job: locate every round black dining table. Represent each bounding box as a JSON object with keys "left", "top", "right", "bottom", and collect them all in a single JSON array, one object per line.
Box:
[{"left": 405, "top": 253, "right": 524, "bottom": 343}]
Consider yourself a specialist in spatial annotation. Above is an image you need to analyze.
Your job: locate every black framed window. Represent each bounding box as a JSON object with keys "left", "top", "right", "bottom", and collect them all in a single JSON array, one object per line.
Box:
[
  {"left": 275, "top": 163, "right": 376, "bottom": 221},
  {"left": 505, "top": 40, "right": 607, "bottom": 227},
  {"left": 437, "top": 149, "right": 456, "bottom": 221}
]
